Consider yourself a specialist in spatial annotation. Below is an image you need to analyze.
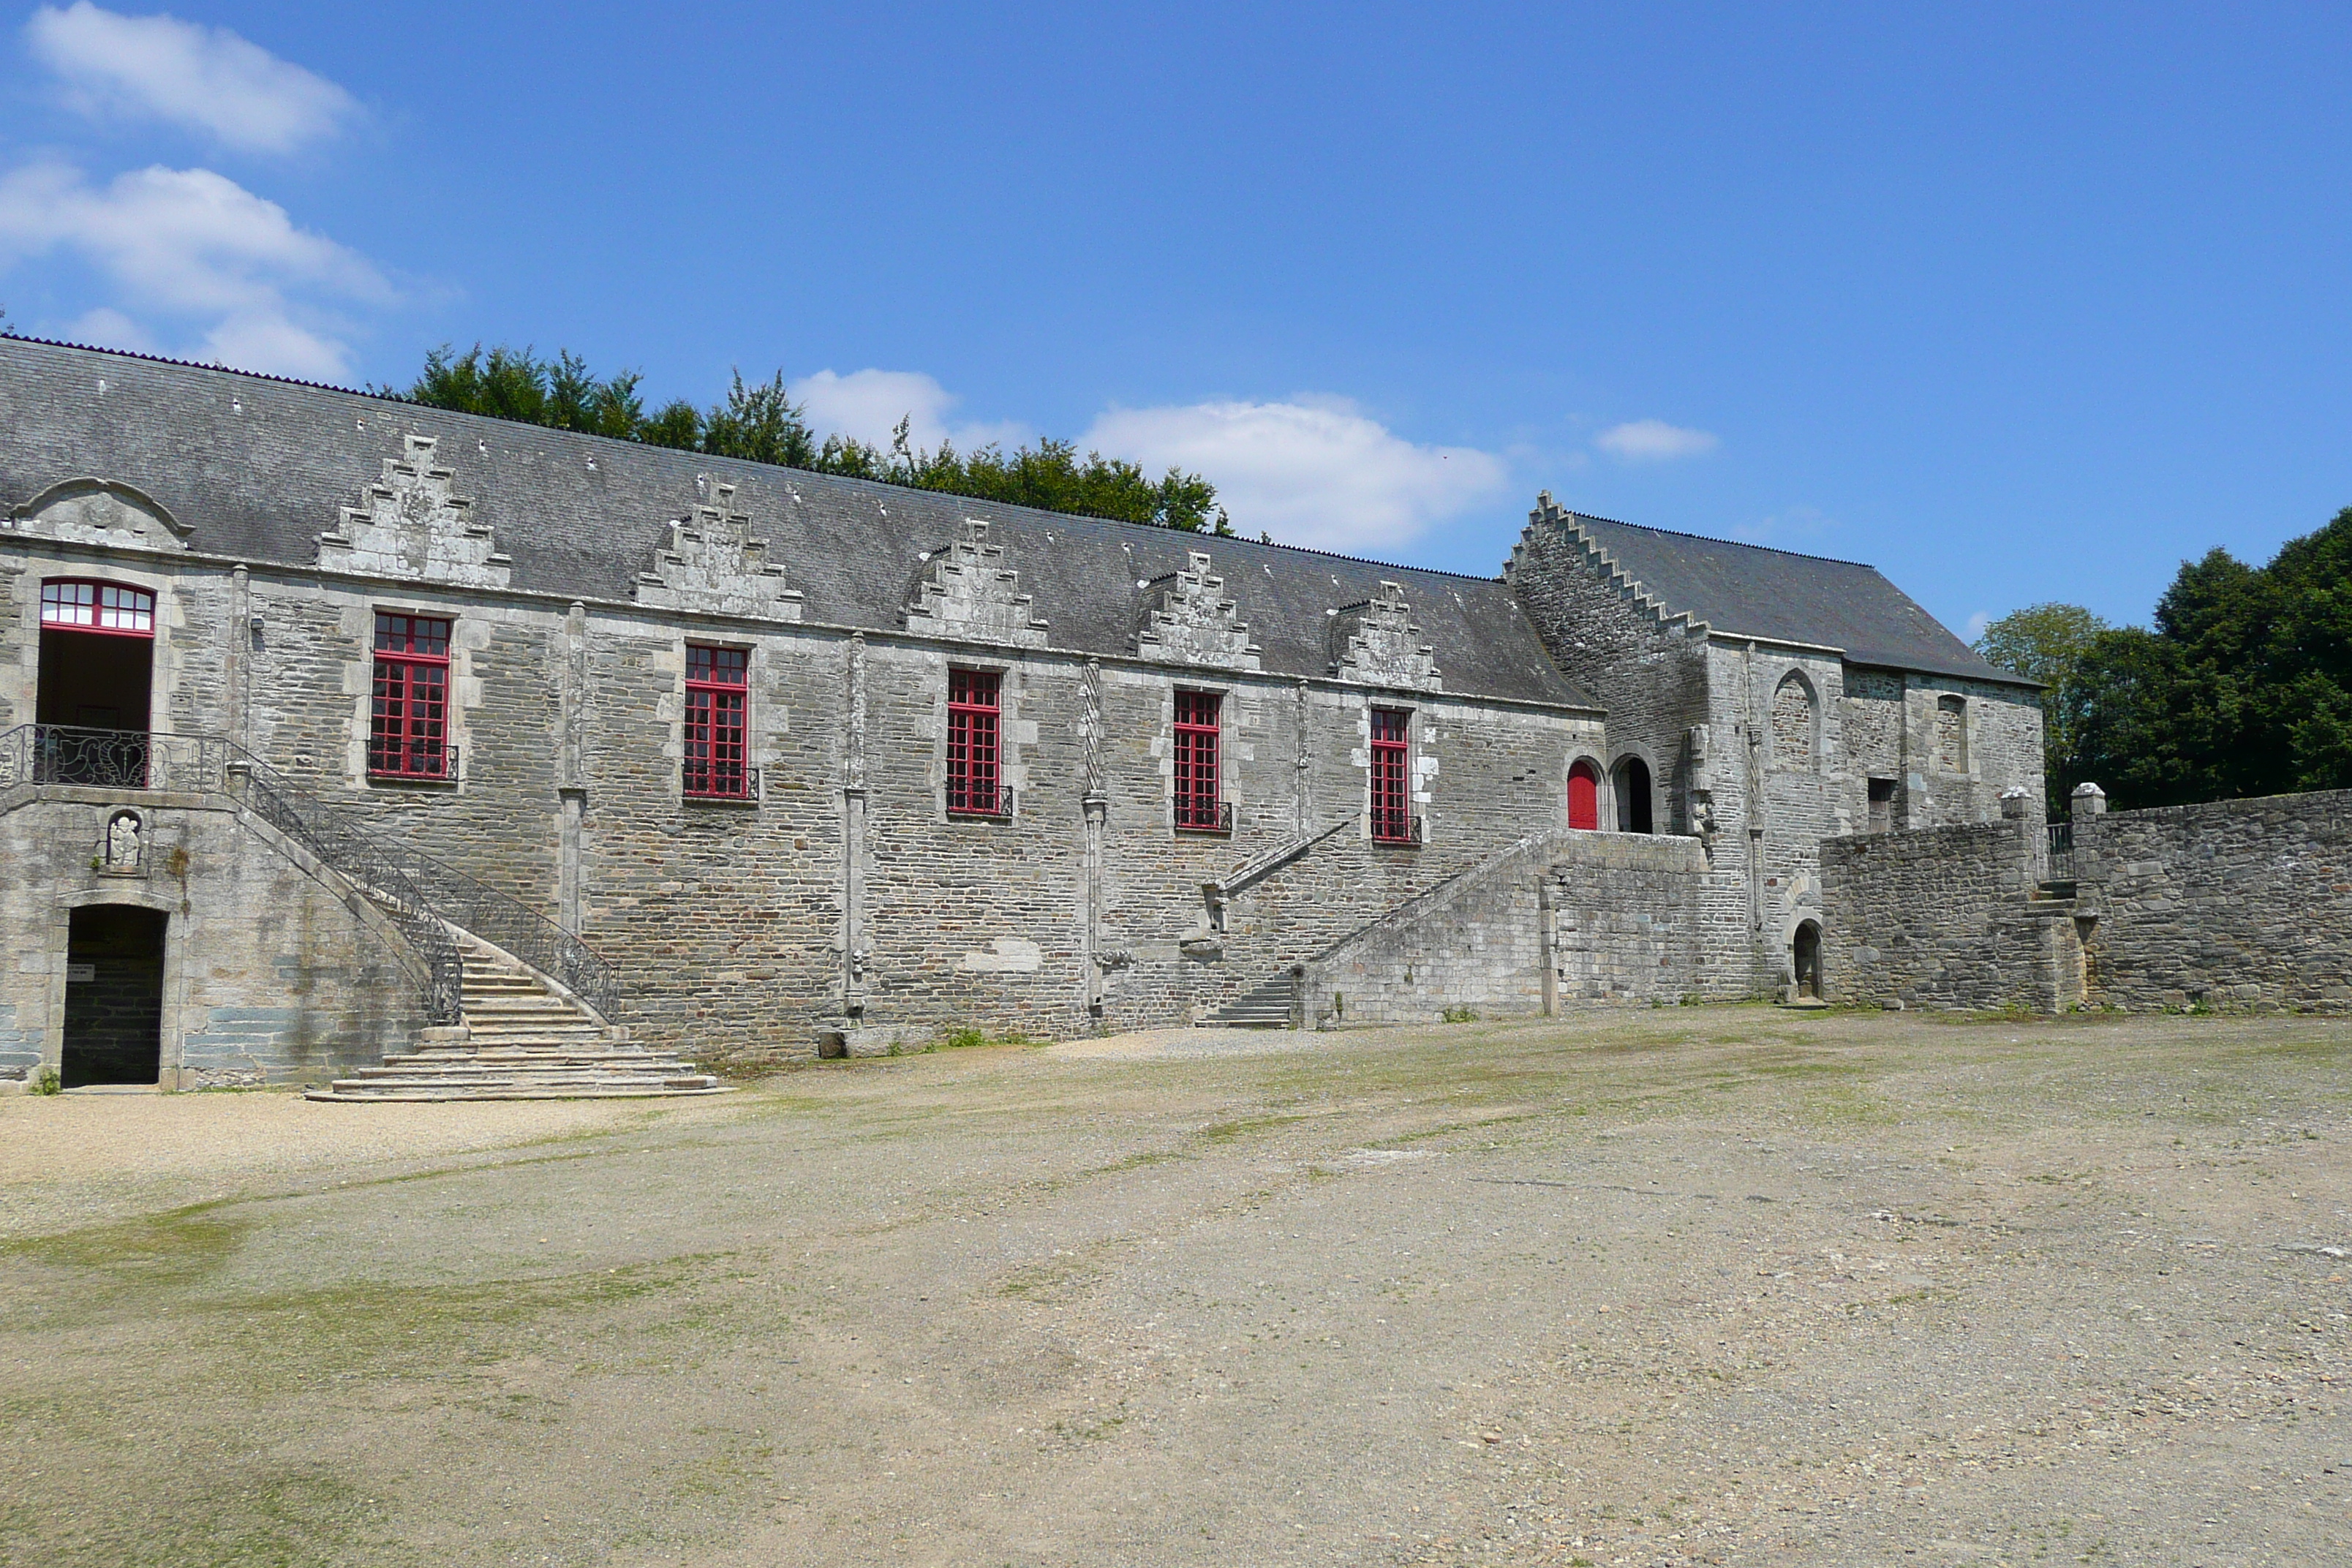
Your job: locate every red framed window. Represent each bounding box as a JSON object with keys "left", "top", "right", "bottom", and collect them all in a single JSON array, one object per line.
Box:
[
  {"left": 369, "top": 612, "right": 453, "bottom": 780},
  {"left": 685, "top": 644, "right": 751, "bottom": 799},
  {"left": 1174, "top": 689, "right": 1224, "bottom": 831},
  {"left": 947, "top": 668, "right": 1004, "bottom": 815},
  {"left": 1568, "top": 759, "right": 1600, "bottom": 831},
  {"left": 40, "top": 580, "right": 154, "bottom": 637},
  {"left": 1370, "top": 706, "right": 1414, "bottom": 843}
]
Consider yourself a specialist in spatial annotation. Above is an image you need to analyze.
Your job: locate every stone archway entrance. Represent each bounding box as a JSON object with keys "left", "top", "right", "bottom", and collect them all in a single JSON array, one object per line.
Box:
[
  {"left": 61, "top": 905, "right": 167, "bottom": 1088},
  {"left": 1792, "top": 920, "right": 1823, "bottom": 1000}
]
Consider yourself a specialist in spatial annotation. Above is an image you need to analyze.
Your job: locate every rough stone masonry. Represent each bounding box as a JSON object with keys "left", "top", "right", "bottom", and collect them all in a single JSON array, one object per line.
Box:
[{"left": 0, "top": 336, "right": 2054, "bottom": 1082}]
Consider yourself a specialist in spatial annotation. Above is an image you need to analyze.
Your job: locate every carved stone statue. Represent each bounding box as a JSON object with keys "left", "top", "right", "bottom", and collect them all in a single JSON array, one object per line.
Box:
[{"left": 104, "top": 810, "right": 141, "bottom": 870}]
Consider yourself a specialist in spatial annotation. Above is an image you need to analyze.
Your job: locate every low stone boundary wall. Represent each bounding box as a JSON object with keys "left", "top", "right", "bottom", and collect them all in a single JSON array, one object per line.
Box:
[
  {"left": 1820, "top": 786, "right": 2352, "bottom": 1014},
  {"left": 1819, "top": 809, "right": 2081, "bottom": 1012},
  {"left": 1304, "top": 829, "right": 1711, "bottom": 1025},
  {"left": 2079, "top": 788, "right": 2352, "bottom": 1011}
]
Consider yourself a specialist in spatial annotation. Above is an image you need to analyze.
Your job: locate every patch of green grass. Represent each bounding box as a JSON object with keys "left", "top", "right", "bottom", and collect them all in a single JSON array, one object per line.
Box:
[{"left": 0, "top": 1201, "right": 247, "bottom": 1286}]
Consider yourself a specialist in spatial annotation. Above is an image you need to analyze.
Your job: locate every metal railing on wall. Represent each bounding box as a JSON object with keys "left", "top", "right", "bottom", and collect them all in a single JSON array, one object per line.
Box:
[{"left": 1, "top": 724, "right": 622, "bottom": 1022}]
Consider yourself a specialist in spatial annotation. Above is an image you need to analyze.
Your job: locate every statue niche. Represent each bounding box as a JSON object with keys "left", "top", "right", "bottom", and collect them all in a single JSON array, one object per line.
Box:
[
  {"left": 316, "top": 434, "right": 510, "bottom": 588},
  {"left": 634, "top": 483, "right": 804, "bottom": 620},
  {"left": 1134, "top": 551, "right": 1261, "bottom": 670},
  {"left": 902, "top": 520, "right": 1049, "bottom": 647}
]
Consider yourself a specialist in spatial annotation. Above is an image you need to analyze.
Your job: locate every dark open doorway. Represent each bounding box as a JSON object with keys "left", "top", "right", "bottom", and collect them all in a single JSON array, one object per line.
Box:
[
  {"left": 1613, "top": 755, "right": 1653, "bottom": 833},
  {"left": 35, "top": 580, "right": 155, "bottom": 785},
  {"left": 1793, "top": 920, "right": 1823, "bottom": 1000},
  {"left": 61, "top": 905, "right": 167, "bottom": 1088}
]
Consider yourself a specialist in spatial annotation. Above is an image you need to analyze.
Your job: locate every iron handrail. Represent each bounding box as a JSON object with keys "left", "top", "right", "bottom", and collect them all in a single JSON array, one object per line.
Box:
[{"left": 0, "top": 724, "right": 622, "bottom": 1021}]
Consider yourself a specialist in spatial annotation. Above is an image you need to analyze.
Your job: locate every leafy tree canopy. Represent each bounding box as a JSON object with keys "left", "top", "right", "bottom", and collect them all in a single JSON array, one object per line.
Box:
[
  {"left": 2032, "top": 508, "right": 2352, "bottom": 810},
  {"left": 401, "top": 344, "right": 1229, "bottom": 535}
]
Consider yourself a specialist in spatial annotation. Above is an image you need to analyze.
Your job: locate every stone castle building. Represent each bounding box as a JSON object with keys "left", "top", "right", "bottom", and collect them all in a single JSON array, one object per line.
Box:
[{"left": 0, "top": 337, "right": 2049, "bottom": 1091}]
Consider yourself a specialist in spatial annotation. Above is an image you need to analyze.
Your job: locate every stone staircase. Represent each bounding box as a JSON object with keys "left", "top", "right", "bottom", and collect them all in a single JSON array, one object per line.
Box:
[
  {"left": 1205, "top": 971, "right": 1300, "bottom": 1029},
  {"left": 307, "top": 935, "right": 723, "bottom": 1101}
]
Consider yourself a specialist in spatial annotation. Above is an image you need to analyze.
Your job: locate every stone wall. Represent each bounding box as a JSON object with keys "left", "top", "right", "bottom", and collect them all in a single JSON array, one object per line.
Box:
[
  {"left": 1, "top": 540, "right": 1601, "bottom": 1060},
  {"left": 0, "top": 785, "right": 434, "bottom": 1085},
  {"left": 2077, "top": 791, "right": 2352, "bottom": 1011},
  {"left": 1303, "top": 829, "right": 1714, "bottom": 1026},
  {"left": 1818, "top": 810, "right": 2083, "bottom": 1012}
]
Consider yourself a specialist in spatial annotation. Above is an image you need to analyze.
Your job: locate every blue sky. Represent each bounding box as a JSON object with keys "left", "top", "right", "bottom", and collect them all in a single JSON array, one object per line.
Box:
[{"left": 0, "top": 3, "right": 2346, "bottom": 639}]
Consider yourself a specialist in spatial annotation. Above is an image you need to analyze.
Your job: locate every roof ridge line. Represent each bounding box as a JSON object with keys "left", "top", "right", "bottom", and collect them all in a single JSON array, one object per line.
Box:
[
  {"left": 0, "top": 333, "right": 1518, "bottom": 589},
  {"left": 1565, "top": 504, "right": 1882, "bottom": 571},
  {"left": 1524, "top": 494, "right": 1708, "bottom": 638}
]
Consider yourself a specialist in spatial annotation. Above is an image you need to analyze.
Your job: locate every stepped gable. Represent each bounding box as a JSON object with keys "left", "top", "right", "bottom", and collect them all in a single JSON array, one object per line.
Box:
[
  {"left": 902, "top": 519, "right": 1049, "bottom": 646},
  {"left": 1134, "top": 549, "right": 1262, "bottom": 669},
  {"left": 0, "top": 336, "right": 1591, "bottom": 709},
  {"left": 1515, "top": 493, "right": 2026, "bottom": 687},
  {"left": 1328, "top": 579, "right": 1441, "bottom": 690},
  {"left": 317, "top": 432, "right": 510, "bottom": 587},
  {"left": 635, "top": 480, "right": 804, "bottom": 619}
]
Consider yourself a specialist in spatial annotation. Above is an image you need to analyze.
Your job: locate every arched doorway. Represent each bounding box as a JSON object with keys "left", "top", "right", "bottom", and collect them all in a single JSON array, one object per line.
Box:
[
  {"left": 1613, "top": 755, "right": 1653, "bottom": 834},
  {"left": 61, "top": 905, "right": 167, "bottom": 1088},
  {"left": 1792, "top": 920, "right": 1823, "bottom": 1000},
  {"left": 1568, "top": 759, "right": 1600, "bottom": 831}
]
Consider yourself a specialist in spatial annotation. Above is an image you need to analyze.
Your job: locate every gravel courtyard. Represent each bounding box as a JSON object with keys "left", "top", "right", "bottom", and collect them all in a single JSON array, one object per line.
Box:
[{"left": 3, "top": 1008, "right": 2347, "bottom": 1567}]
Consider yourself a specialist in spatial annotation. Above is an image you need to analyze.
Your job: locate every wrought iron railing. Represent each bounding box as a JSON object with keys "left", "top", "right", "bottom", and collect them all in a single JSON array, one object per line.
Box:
[
  {"left": 1372, "top": 813, "right": 1425, "bottom": 847},
  {"left": 685, "top": 764, "right": 761, "bottom": 802},
  {"left": 1175, "top": 799, "right": 1234, "bottom": 834},
  {"left": 948, "top": 783, "right": 1017, "bottom": 818},
  {"left": 1, "top": 724, "right": 622, "bottom": 1021},
  {"left": 2045, "top": 818, "right": 2075, "bottom": 881}
]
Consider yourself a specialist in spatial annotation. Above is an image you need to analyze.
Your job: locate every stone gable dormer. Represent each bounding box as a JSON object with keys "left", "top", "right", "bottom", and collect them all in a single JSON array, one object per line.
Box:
[
  {"left": 3, "top": 478, "right": 192, "bottom": 551},
  {"left": 634, "top": 483, "right": 804, "bottom": 620},
  {"left": 1329, "top": 580, "right": 1441, "bottom": 690},
  {"left": 1134, "top": 549, "right": 1261, "bottom": 670},
  {"left": 317, "top": 434, "right": 510, "bottom": 588},
  {"left": 902, "top": 519, "right": 1049, "bottom": 647},
  {"left": 1504, "top": 494, "right": 1707, "bottom": 638}
]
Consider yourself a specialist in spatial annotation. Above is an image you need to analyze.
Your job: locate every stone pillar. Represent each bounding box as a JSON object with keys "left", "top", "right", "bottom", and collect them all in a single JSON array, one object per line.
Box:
[
  {"left": 1537, "top": 876, "right": 1559, "bottom": 1016},
  {"left": 1081, "top": 659, "right": 1107, "bottom": 1019},
  {"left": 841, "top": 634, "right": 869, "bottom": 1019},
  {"left": 557, "top": 603, "right": 589, "bottom": 932},
  {"left": 225, "top": 564, "right": 249, "bottom": 747},
  {"left": 1999, "top": 785, "right": 2037, "bottom": 894},
  {"left": 2071, "top": 782, "right": 2107, "bottom": 816},
  {"left": 1293, "top": 678, "right": 1312, "bottom": 834}
]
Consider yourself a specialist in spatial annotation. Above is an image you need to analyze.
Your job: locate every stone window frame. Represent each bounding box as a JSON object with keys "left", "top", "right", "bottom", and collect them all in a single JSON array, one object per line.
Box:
[
  {"left": 943, "top": 663, "right": 1014, "bottom": 821},
  {"left": 1171, "top": 685, "right": 1232, "bottom": 835},
  {"left": 682, "top": 641, "right": 758, "bottom": 805},
  {"left": 365, "top": 607, "right": 458, "bottom": 785},
  {"left": 1768, "top": 667, "right": 1822, "bottom": 773},
  {"left": 1368, "top": 704, "right": 1418, "bottom": 845}
]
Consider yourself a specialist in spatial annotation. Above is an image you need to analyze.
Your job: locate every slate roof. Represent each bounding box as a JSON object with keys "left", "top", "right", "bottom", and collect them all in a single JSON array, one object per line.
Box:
[
  {"left": 0, "top": 337, "right": 1591, "bottom": 709},
  {"left": 1561, "top": 510, "right": 2029, "bottom": 687}
]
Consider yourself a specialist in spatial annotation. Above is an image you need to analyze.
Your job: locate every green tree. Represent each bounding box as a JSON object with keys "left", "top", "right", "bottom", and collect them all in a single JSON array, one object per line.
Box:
[
  {"left": 1972, "top": 602, "right": 2109, "bottom": 812},
  {"left": 399, "top": 343, "right": 1226, "bottom": 533},
  {"left": 2057, "top": 507, "right": 2352, "bottom": 809}
]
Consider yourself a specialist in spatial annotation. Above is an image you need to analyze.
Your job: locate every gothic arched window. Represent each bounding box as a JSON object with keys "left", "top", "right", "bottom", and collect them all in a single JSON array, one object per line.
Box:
[{"left": 1771, "top": 672, "right": 1816, "bottom": 770}]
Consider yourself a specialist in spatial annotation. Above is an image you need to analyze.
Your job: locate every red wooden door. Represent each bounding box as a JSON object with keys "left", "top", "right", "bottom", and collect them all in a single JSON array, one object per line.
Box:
[{"left": 1568, "top": 762, "right": 1599, "bottom": 830}]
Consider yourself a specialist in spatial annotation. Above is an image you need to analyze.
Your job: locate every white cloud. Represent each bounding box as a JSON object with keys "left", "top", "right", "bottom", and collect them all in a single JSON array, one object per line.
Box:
[
  {"left": 61, "top": 304, "right": 152, "bottom": 352},
  {"left": 788, "top": 367, "right": 1028, "bottom": 454},
  {"left": 1085, "top": 397, "right": 1507, "bottom": 553},
  {"left": 1594, "top": 418, "right": 1719, "bottom": 462},
  {"left": 0, "top": 159, "right": 391, "bottom": 378},
  {"left": 26, "top": 2, "right": 358, "bottom": 154}
]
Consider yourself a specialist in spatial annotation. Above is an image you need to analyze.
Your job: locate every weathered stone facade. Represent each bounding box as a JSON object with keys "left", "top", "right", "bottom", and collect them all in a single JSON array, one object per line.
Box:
[
  {"left": 0, "top": 338, "right": 2058, "bottom": 1082},
  {"left": 1819, "top": 788, "right": 2352, "bottom": 1014}
]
